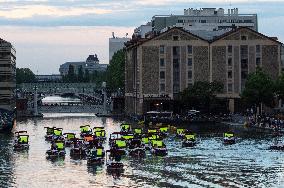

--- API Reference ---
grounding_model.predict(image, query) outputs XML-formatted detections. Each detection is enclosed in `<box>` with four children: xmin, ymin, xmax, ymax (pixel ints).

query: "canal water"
<box><xmin>0</xmin><ymin>97</ymin><xmax>284</xmax><ymax>187</ymax></box>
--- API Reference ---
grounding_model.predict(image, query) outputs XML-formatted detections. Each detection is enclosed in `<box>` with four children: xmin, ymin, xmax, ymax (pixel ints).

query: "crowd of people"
<box><xmin>0</xmin><ymin>110</ymin><xmax>15</xmax><ymax>130</ymax></box>
<box><xmin>247</xmin><ymin>114</ymin><xmax>284</xmax><ymax>131</ymax></box>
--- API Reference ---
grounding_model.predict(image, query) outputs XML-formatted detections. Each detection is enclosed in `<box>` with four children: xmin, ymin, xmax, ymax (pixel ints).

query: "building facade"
<box><xmin>125</xmin><ymin>27</ymin><xmax>282</xmax><ymax>115</ymax></box>
<box><xmin>133</xmin><ymin>23</ymin><xmax>152</xmax><ymax>38</ymax></box>
<box><xmin>109</xmin><ymin>34</ymin><xmax>130</xmax><ymax>62</ymax></box>
<box><xmin>152</xmin><ymin>8</ymin><xmax>258</xmax><ymax>40</ymax></box>
<box><xmin>0</xmin><ymin>38</ymin><xmax>16</xmax><ymax>111</ymax></box>
<box><xmin>59</xmin><ymin>54</ymin><xmax>107</xmax><ymax>76</ymax></box>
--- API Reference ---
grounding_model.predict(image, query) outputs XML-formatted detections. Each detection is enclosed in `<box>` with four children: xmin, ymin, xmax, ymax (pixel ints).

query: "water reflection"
<box><xmin>0</xmin><ymin>133</ymin><xmax>15</xmax><ymax>187</ymax></box>
<box><xmin>0</xmin><ymin>114</ymin><xmax>283</xmax><ymax>187</ymax></box>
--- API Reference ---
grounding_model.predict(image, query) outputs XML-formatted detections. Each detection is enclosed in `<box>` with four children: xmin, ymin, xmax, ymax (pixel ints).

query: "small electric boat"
<box><xmin>14</xmin><ymin>131</ymin><xmax>29</xmax><ymax>150</ymax></box>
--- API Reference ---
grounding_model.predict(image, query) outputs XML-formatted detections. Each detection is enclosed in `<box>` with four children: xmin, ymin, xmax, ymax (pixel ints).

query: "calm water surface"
<box><xmin>1</xmin><ymin>113</ymin><xmax>284</xmax><ymax>188</ymax></box>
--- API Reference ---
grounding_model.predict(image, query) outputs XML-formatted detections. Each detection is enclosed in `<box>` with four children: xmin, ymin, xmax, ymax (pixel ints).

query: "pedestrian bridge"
<box><xmin>18</xmin><ymin>83</ymin><xmax>99</xmax><ymax>95</ymax></box>
<box><xmin>39</xmin><ymin>105</ymin><xmax>106</xmax><ymax>113</ymax></box>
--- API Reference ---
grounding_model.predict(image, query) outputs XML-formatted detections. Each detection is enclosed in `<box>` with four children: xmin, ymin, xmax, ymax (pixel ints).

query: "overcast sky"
<box><xmin>0</xmin><ymin>0</ymin><xmax>283</xmax><ymax>74</ymax></box>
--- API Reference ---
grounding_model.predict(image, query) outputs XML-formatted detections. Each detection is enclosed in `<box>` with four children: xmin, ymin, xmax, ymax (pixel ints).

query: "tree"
<box><xmin>241</xmin><ymin>68</ymin><xmax>275</xmax><ymax>113</ymax></box>
<box><xmin>77</xmin><ymin>65</ymin><xmax>84</xmax><ymax>82</ymax></box>
<box><xmin>106</xmin><ymin>49</ymin><xmax>125</xmax><ymax>91</ymax></box>
<box><xmin>65</xmin><ymin>64</ymin><xmax>76</xmax><ymax>82</ymax></box>
<box><xmin>84</xmin><ymin>69</ymin><xmax>90</xmax><ymax>82</ymax></box>
<box><xmin>275</xmin><ymin>72</ymin><xmax>284</xmax><ymax>100</ymax></box>
<box><xmin>16</xmin><ymin>68</ymin><xmax>36</xmax><ymax>84</ymax></box>
<box><xmin>179</xmin><ymin>81</ymin><xmax>223</xmax><ymax>113</ymax></box>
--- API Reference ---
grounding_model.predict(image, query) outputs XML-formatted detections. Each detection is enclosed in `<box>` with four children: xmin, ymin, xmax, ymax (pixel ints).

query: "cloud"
<box><xmin>0</xmin><ymin>5</ymin><xmax>112</xmax><ymax>19</ymax></box>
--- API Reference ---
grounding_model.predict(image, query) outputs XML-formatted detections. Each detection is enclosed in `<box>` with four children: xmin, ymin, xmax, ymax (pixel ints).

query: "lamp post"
<box><xmin>33</xmin><ymin>85</ymin><xmax>38</xmax><ymax>116</ymax></box>
<box><xmin>102</xmin><ymin>82</ymin><xmax>107</xmax><ymax>114</ymax></box>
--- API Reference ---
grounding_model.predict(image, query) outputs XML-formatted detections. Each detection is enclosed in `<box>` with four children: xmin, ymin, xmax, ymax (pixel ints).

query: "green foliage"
<box><xmin>84</xmin><ymin>69</ymin><xmax>90</xmax><ymax>82</ymax></box>
<box><xmin>77</xmin><ymin>65</ymin><xmax>84</xmax><ymax>82</ymax></box>
<box><xmin>241</xmin><ymin>68</ymin><xmax>275</xmax><ymax>108</ymax></box>
<box><xmin>106</xmin><ymin>49</ymin><xmax>125</xmax><ymax>91</ymax></box>
<box><xmin>275</xmin><ymin>72</ymin><xmax>284</xmax><ymax>100</ymax></box>
<box><xmin>16</xmin><ymin>68</ymin><xmax>36</xmax><ymax>84</ymax></box>
<box><xmin>61</xmin><ymin>50</ymin><xmax>125</xmax><ymax>91</ymax></box>
<box><xmin>90</xmin><ymin>71</ymin><xmax>106</xmax><ymax>86</ymax></box>
<box><xmin>179</xmin><ymin>81</ymin><xmax>223</xmax><ymax>111</ymax></box>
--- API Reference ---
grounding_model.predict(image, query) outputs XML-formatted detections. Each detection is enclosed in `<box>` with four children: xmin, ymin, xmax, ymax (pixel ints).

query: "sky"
<box><xmin>0</xmin><ymin>0</ymin><xmax>284</xmax><ymax>74</ymax></box>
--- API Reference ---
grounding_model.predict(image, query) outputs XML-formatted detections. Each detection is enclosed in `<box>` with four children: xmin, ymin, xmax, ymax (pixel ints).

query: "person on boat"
<box><xmin>110</xmin><ymin>145</ymin><xmax>122</xmax><ymax>161</ymax></box>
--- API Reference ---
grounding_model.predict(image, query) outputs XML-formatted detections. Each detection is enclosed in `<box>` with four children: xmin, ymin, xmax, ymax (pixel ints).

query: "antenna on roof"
<box><xmin>112</xmin><ymin>32</ymin><xmax>115</xmax><ymax>38</ymax></box>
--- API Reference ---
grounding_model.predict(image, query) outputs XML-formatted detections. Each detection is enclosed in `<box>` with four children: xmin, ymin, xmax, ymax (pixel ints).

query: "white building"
<box><xmin>109</xmin><ymin>33</ymin><xmax>130</xmax><ymax>62</ymax></box>
<box><xmin>151</xmin><ymin>8</ymin><xmax>258</xmax><ymax>40</ymax></box>
<box><xmin>0</xmin><ymin>38</ymin><xmax>16</xmax><ymax>111</ymax></box>
<box><xmin>133</xmin><ymin>23</ymin><xmax>152</xmax><ymax>38</ymax></box>
<box><xmin>59</xmin><ymin>54</ymin><xmax>108</xmax><ymax>76</ymax></box>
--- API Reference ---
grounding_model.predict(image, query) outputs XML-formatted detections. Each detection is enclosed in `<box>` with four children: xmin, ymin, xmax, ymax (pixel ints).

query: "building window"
<box><xmin>173</xmin><ymin>59</ymin><xmax>179</xmax><ymax>68</ymax></box>
<box><xmin>256</xmin><ymin>45</ymin><xmax>261</xmax><ymax>53</ymax></box>
<box><xmin>173</xmin><ymin>46</ymin><xmax>180</xmax><ymax>56</ymax></box>
<box><xmin>188</xmin><ymin>70</ymin><xmax>192</xmax><ymax>79</ymax></box>
<box><xmin>228</xmin><ymin>45</ymin><xmax>232</xmax><ymax>53</ymax></box>
<box><xmin>188</xmin><ymin>58</ymin><xmax>192</xmax><ymax>66</ymax></box>
<box><xmin>241</xmin><ymin>45</ymin><xmax>248</xmax><ymax>57</ymax></box>
<box><xmin>173</xmin><ymin>36</ymin><xmax>179</xmax><ymax>41</ymax></box>
<box><xmin>188</xmin><ymin>83</ymin><xmax>193</xmax><ymax>88</ymax></box>
<box><xmin>241</xmin><ymin>35</ymin><xmax>248</xmax><ymax>40</ymax></box>
<box><xmin>160</xmin><ymin>71</ymin><xmax>165</xmax><ymax>79</ymax></box>
<box><xmin>228</xmin><ymin>58</ymin><xmax>232</xmax><ymax>66</ymax></box>
<box><xmin>228</xmin><ymin>83</ymin><xmax>233</xmax><ymax>92</ymax></box>
<box><xmin>160</xmin><ymin>45</ymin><xmax>165</xmax><ymax>54</ymax></box>
<box><xmin>241</xmin><ymin>59</ymin><xmax>248</xmax><ymax>69</ymax></box>
<box><xmin>256</xmin><ymin>57</ymin><xmax>261</xmax><ymax>66</ymax></box>
<box><xmin>187</xmin><ymin>45</ymin><xmax>193</xmax><ymax>54</ymax></box>
<box><xmin>160</xmin><ymin>58</ymin><xmax>165</xmax><ymax>67</ymax></box>
<box><xmin>241</xmin><ymin>71</ymin><xmax>248</xmax><ymax>79</ymax></box>
<box><xmin>160</xmin><ymin>83</ymin><xmax>165</xmax><ymax>92</ymax></box>
<box><xmin>228</xmin><ymin>71</ymin><xmax>232</xmax><ymax>79</ymax></box>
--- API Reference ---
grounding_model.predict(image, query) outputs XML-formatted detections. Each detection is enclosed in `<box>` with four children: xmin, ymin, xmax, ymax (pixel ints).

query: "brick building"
<box><xmin>125</xmin><ymin>27</ymin><xmax>283</xmax><ymax>115</ymax></box>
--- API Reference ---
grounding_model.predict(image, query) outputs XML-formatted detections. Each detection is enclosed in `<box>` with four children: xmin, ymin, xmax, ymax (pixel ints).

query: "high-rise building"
<box><xmin>0</xmin><ymin>38</ymin><xmax>16</xmax><ymax>111</ymax></box>
<box><xmin>109</xmin><ymin>32</ymin><xmax>130</xmax><ymax>62</ymax></box>
<box><xmin>150</xmin><ymin>8</ymin><xmax>257</xmax><ymax>40</ymax></box>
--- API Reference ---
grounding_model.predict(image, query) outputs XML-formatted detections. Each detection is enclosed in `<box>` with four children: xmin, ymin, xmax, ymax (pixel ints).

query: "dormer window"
<box><xmin>173</xmin><ymin>35</ymin><xmax>179</xmax><ymax>41</ymax></box>
<box><xmin>241</xmin><ymin>35</ymin><xmax>248</xmax><ymax>40</ymax></box>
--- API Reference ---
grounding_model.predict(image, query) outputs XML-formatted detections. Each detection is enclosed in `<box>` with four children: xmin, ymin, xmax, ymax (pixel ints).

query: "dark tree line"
<box><xmin>179</xmin><ymin>81</ymin><xmax>224</xmax><ymax>113</ymax></box>
<box><xmin>16</xmin><ymin>68</ymin><xmax>36</xmax><ymax>84</ymax></box>
<box><xmin>62</xmin><ymin>65</ymin><xmax>106</xmax><ymax>85</ymax></box>
<box><xmin>62</xmin><ymin>49</ymin><xmax>125</xmax><ymax>91</ymax></box>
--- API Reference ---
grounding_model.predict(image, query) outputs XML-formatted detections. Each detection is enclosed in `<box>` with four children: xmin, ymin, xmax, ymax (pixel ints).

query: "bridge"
<box><xmin>18</xmin><ymin>83</ymin><xmax>101</xmax><ymax>98</ymax></box>
<box><xmin>17</xmin><ymin>82</ymin><xmax>110</xmax><ymax>115</ymax></box>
